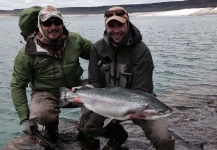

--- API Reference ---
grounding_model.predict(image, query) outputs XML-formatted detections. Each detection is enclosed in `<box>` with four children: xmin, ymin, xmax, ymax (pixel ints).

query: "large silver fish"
<box><xmin>59</xmin><ymin>86</ymin><xmax>172</xmax><ymax>126</ymax></box>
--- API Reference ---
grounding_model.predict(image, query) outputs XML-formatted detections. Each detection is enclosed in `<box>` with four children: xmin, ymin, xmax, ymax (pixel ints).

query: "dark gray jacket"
<box><xmin>88</xmin><ymin>21</ymin><xmax>154</xmax><ymax>94</ymax></box>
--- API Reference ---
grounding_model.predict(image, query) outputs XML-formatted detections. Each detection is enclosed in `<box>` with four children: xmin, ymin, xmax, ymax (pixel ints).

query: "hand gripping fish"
<box><xmin>59</xmin><ymin>85</ymin><xmax>172</xmax><ymax>127</ymax></box>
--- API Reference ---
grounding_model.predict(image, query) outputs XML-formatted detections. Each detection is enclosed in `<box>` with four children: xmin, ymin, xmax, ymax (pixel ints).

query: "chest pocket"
<box><xmin>118</xmin><ymin>64</ymin><xmax>132</xmax><ymax>87</ymax></box>
<box><xmin>99</xmin><ymin>60</ymin><xmax>133</xmax><ymax>88</ymax></box>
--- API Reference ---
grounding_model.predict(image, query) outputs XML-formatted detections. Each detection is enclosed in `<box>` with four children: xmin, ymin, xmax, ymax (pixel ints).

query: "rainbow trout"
<box><xmin>59</xmin><ymin>85</ymin><xmax>172</xmax><ymax>127</ymax></box>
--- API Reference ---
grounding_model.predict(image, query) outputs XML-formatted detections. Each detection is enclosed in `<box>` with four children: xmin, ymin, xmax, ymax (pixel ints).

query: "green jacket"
<box><xmin>11</xmin><ymin>32</ymin><xmax>92</xmax><ymax>122</ymax></box>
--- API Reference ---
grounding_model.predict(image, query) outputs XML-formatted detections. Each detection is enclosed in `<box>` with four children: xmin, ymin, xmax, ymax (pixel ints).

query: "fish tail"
<box><xmin>59</xmin><ymin>87</ymin><xmax>71</xmax><ymax>93</ymax></box>
<box><xmin>59</xmin><ymin>87</ymin><xmax>72</xmax><ymax>101</ymax></box>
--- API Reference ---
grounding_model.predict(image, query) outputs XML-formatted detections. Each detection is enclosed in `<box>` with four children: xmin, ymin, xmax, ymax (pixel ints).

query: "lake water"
<box><xmin>0</xmin><ymin>14</ymin><xmax>217</xmax><ymax>148</ymax></box>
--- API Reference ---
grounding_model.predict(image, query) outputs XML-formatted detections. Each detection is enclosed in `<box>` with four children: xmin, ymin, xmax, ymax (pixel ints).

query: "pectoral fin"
<box><xmin>103</xmin><ymin>118</ymin><xmax>113</xmax><ymax>128</ymax></box>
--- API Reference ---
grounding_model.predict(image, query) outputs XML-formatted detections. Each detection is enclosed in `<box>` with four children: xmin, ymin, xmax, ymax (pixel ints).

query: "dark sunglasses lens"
<box><xmin>41</xmin><ymin>20</ymin><xmax>52</xmax><ymax>27</ymax></box>
<box><xmin>115</xmin><ymin>10</ymin><xmax>125</xmax><ymax>16</ymax></box>
<box><xmin>105</xmin><ymin>11</ymin><xmax>113</xmax><ymax>17</ymax></box>
<box><xmin>53</xmin><ymin>19</ymin><xmax>63</xmax><ymax>26</ymax></box>
<box><xmin>41</xmin><ymin>19</ymin><xmax>63</xmax><ymax>27</ymax></box>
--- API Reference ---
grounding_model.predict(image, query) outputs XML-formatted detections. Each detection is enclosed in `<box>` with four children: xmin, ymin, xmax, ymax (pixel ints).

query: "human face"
<box><xmin>106</xmin><ymin>20</ymin><xmax>128</xmax><ymax>44</ymax></box>
<box><xmin>41</xmin><ymin>17</ymin><xmax>63</xmax><ymax>40</ymax></box>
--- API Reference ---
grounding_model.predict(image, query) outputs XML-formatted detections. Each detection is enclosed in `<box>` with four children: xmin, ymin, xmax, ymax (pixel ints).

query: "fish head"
<box><xmin>144</xmin><ymin>105</ymin><xmax>172</xmax><ymax>120</ymax></box>
<box><xmin>141</xmin><ymin>101</ymin><xmax>173</xmax><ymax>120</ymax></box>
<box><xmin>130</xmin><ymin>105</ymin><xmax>172</xmax><ymax>120</ymax></box>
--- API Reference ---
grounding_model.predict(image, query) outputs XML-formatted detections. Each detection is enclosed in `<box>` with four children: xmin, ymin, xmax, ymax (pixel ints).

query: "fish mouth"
<box><xmin>146</xmin><ymin>111</ymin><xmax>172</xmax><ymax>120</ymax></box>
<box><xmin>131</xmin><ymin>108</ymin><xmax>172</xmax><ymax>120</ymax></box>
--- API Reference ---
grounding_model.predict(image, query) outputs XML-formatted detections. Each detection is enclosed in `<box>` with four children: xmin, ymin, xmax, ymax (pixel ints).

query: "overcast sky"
<box><xmin>0</xmin><ymin>0</ymin><xmax>184</xmax><ymax>10</ymax></box>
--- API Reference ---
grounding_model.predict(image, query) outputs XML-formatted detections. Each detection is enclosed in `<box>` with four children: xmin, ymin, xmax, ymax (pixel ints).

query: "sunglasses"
<box><xmin>41</xmin><ymin>18</ymin><xmax>63</xmax><ymax>27</ymax></box>
<box><xmin>104</xmin><ymin>10</ymin><xmax>127</xmax><ymax>18</ymax></box>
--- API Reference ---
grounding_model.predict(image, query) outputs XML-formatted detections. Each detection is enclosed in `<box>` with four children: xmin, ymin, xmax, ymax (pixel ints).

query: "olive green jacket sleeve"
<box><xmin>11</xmin><ymin>47</ymin><xmax>32</xmax><ymax>123</ymax></box>
<box><xmin>10</xmin><ymin>32</ymin><xmax>92</xmax><ymax>123</ymax></box>
<box><xmin>76</xmin><ymin>33</ymin><xmax>92</xmax><ymax>60</ymax></box>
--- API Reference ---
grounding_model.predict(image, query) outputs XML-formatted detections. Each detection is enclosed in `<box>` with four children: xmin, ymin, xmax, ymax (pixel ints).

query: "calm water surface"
<box><xmin>0</xmin><ymin>14</ymin><xmax>216</xmax><ymax>148</ymax></box>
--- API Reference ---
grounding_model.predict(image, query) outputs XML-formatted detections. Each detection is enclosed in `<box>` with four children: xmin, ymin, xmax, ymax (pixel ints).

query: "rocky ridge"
<box><xmin>1</xmin><ymin>0</ymin><xmax>217</xmax><ymax>16</ymax></box>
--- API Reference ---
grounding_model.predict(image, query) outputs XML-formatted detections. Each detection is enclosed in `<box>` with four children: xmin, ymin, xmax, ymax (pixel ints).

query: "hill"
<box><xmin>59</xmin><ymin>0</ymin><xmax>217</xmax><ymax>14</ymax></box>
<box><xmin>1</xmin><ymin>0</ymin><xmax>217</xmax><ymax>15</ymax></box>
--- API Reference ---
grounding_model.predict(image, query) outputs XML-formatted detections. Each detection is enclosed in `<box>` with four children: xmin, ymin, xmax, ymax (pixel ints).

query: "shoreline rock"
<box><xmin>3</xmin><ymin>89</ymin><xmax>217</xmax><ymax>149</ymax></box>
<box><xmin>3</xmin><ymin>104</ymin><xmax>217</xmax><ymax>150</ymax></box>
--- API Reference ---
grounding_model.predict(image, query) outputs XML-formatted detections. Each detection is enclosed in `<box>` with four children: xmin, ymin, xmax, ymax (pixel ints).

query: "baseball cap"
<box><xmin>39</xmin><ymin>6</ymin><xmax>62</xmax><ymax>22</ymax></box>
<box><xmin>104</xmin><ymin>6</ymin><xmax>129</xmax><ymax>24</ymax></box>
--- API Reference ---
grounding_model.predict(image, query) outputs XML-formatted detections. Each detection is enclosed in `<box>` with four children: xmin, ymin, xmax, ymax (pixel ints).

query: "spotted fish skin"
<box><xmin>59</xmin><ymin>86</ymin><xmax>172</xmax><ymax>122</ymax></box>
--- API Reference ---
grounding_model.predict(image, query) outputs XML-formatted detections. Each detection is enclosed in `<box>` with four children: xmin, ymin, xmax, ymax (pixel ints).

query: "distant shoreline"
<box><xmin>129</xmin><ymin>7</ymin><xmax>217</xmax><ymax>16</ymax></box>
<box><xmin>1</xmin><ymin>7</ymin><xmax>217</xmax><ymax>17</ymax></box>
<box><xmin>1</xmin><ymin>0</ymin><xmax>217</xmax><ymax>16</ymax></box>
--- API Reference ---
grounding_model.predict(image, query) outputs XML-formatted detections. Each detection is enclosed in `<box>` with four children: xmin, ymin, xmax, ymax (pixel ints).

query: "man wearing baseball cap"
<box><xmin>11</xmin><ymin>5</ymin><xmax>92</xmax><ymax>143</ymax></box>
<box><xmin>78</xmin><ymin>6</ymin><xmax>175</xmax><ymax>149</ymax></box>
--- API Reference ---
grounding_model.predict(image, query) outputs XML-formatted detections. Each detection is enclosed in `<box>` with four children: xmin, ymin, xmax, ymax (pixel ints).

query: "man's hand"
<box><xmin>71</xmin><ymin>87</ymin><xmax>83</xmax><ymax>106</ymax></box>
<box><xmin>21</xmin><ymin>119</ymin><xmax>38</xmax><ymax>135</ymax></box>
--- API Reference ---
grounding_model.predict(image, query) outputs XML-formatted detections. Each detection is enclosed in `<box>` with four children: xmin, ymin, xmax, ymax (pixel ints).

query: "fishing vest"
<box><xmin>98</xmin><ymin>45</ymin><xmax>133</xmax><ymax>88</ymax></box>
